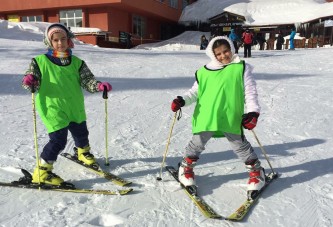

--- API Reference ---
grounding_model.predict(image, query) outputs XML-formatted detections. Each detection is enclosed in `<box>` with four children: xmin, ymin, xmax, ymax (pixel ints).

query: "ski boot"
<box><xmin>245</xmin><ymin>159</ymin><xmax>265</xmax><ymax>199</ymax></box>
<box><xmin>178</xmin><ymin>157</ymin><xmax>198</xmax><ymax>187</ymax></box>
<box><xmin>32</xmin><ymin>160</ymin><xmax>64</xmax><ymax>186</ymax></box>
<box><xmin>74</xmin><ymin>146</ymin><xmax>99</xmax><ymax>170</ymax></box>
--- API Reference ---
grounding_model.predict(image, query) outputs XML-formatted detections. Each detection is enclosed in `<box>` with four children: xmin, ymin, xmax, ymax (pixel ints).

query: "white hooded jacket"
<box><xmin>182</xmin><ymin>36</ymin><xmax>260</xmax><ymax>113</ymax></box>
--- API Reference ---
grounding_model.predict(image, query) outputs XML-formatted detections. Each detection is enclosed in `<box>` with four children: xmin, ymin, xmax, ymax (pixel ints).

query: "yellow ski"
<box><xmin>166</xmin><ymin>166</ymin><xmax>222</xmax><ymax>219</ymax></box>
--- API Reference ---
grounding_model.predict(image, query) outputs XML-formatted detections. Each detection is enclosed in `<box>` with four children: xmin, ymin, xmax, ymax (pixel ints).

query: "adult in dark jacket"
<box><xmin>200</xmin><ymin>35</ymin><xmax>209</xmax><ymax>50</ymax></box>
<box><xmin>242</xmin><ymin>29</ymin><xmax>253</xmax><ymax>58</ymax></box>
<box><xmin>276</xmin><ymin>32</ymin><xmax>285</xmax><ymax>50</ymax></box>
<box><xmin>256</xmin><ymin>33</ymin><xmax>266</xmax><ymax>50</ymax></box>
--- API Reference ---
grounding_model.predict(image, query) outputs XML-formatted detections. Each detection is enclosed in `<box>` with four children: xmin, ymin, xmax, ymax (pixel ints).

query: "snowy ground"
<box><xmin>0</xmin><ymin>21</ymin><xmax>333</xmax><ymax>227</ymax></box>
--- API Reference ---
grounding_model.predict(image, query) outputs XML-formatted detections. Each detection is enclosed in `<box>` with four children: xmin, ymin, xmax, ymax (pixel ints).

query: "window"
<box><xmin>21</xmin><ymin>15</ymin><xmax>42</xmax><ymax>22</ymax></box>
<box><xmin>182</xmin><ymin>0</ymin><xmax>189</xmax><ymax>9</ymax></box>
<box><xmin>59</xmin><ymin>9</ymin><xmax>82</xmax><ymax>27</ymax></box>
<box><xmin>169</xmin><ymin>0</ymin><xmax>178</xmax><ymax>8</ymax></box>
<box><xmin>133</xmin><ymin>15</ymin><xmax>146</xmax><ymax>37</ymax></box>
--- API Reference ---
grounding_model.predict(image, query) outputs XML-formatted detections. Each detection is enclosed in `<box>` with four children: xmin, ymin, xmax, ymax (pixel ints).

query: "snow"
<box><xmin>1</xmin><ymin>18</ymin><xmax>333</xmax><ymax>227</ymax></box>
<box><xmin>134</xmin><ymin>31</ymin><xmax>211</xmax><ymax>51</ymax></box>
<box><xmin>180</xmin><ymin>0</ymin><xmax>333</xmax><ymax>25</ymax></box>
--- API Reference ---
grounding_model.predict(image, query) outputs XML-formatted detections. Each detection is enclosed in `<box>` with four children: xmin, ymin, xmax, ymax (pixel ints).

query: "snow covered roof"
<box><xmin>179</xmin><ymin>0</ymin><xmax>333</xmax><ymax>26</ymax></box>
<box><xmin>69</xmin><ymin>26</ymin><xmax>103</xmax><ymax>34</ymax></box>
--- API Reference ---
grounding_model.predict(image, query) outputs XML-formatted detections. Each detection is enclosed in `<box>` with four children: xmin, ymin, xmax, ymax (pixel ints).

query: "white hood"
<box><xmin>205</xmin><ymin>36</ymin><xmax>241</xmax><ymax>70</ymax></box>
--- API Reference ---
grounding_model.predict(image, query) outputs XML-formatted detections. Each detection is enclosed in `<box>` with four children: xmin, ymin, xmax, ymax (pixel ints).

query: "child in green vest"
<box><xmin>171</xmin><ymin>36</ymin><xmax>265</xmax><ymax>197</ymax></box>
<box><xmin>22</xmin><ymin>23</ymin><xmax>112</xmax><ymax>186</ymax></box>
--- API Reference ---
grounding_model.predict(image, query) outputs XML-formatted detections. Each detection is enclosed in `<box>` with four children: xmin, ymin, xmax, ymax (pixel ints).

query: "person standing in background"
<box><xmin>229</xmin><ymin>29</ymin><xmax>240</xmax><ymax>54</ymax></box>
<box><xmin>289</xmin><ymin>27</ymin><xmax>296</xmax><ymax>50</ymax></box>
<box><xmin>242</xmin><ymin>29</ymin><xmax>254</xmax><ymax>58</ymax></box>
<box><xmin>256</xmin><ymin>33</ymin><xmax>266</xmax><ymax>50</ymax></box>
<box><xmin>200</xmin><ymin>35</ymin><xmax>209</xmax><ymax>50</ymax></box>
<box><xmin>276</xmin><ymin>32</ymin><xmax>285</xmax><ymax>50</ymax></box>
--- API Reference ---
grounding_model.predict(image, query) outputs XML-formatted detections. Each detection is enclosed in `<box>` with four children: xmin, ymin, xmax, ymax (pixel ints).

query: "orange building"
<box><xmin>0</xmin><ymin>0</ymin><xmax>196</xmax><ymax>48</ymax></box>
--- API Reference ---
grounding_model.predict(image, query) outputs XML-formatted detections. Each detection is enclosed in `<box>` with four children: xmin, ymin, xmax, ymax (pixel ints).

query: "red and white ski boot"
<box><xmin>246</xmin><ymin>159</ymin><xmax>265</xmax><ymax>199</ymax></box>
<box><xmin>178</xmin><ymin>157</ymin><xmax>198</xmax><ymax>187</ymax></box>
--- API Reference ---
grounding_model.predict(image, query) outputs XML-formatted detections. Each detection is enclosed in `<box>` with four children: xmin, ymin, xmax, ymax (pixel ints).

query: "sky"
<box><xmin>0</xmin><ymin>4</ymin><xmax>333</xmax><ymax>227</ymax></box>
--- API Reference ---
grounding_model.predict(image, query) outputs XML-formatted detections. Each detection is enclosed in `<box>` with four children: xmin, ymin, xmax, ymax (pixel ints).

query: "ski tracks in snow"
<box><xmin>305</xmin><ymin>180</ymin><xmax>333</xmax><ymax>227</ymax></box>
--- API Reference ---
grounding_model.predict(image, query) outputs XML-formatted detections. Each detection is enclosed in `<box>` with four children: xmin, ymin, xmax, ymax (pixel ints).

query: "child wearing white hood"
<box><xmin>171</xmin><ymin>36</ymin><xmax>265</xmax><ymax>197</ymax></box>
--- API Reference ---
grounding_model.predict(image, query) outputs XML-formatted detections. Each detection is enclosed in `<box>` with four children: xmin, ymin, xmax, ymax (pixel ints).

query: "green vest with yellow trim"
<box><xmin>34</xmin><ymin>54</ymin><xmax>86</xmax><ymax>133</ymax></box>
<box><xmin>192</xmin><ymin>61</ymin><xmax>245</xmax><ymax>137</ymax></box>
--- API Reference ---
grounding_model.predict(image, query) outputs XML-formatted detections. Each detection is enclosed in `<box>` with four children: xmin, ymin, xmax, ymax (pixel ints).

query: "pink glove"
<box><xmin>22</xmin><ymin>74</ymin><xmax>38</xmax><ymax>87</ymax></box>
<box><xmin>98</xmin><ymin>82</ymin><xmax>112</xmax><ymax>92</ymax></box>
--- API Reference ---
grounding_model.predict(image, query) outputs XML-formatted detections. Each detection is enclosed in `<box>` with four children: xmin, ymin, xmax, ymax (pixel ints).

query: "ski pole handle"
<box><xmin>103</xmin><ymin>85</ymin><xmax>108</xmax><ymax>99</ymax></box>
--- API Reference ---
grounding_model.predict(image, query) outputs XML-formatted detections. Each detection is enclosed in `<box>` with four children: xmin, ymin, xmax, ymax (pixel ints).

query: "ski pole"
<box><xmin>156</xmin><ymin>110</ymin><xmax>180</xmax><ymax>181</ymax></box>
<box><xmin>103</xmin><ymin>85</ymin><xmax>109</xmax><ymax>166</ymax></box>
<box><xmin>251</xmin><ymin>129</ymin><xmax>276</xmax><ymax>175</ymax></box>
<box><xmin>31</xmin><ymin>87</ymin><xmax>41</xmax><ymax>187</ymax></box>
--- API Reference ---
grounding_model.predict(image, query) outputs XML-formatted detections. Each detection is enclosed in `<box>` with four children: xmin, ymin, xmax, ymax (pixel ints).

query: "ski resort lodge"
<box><xmin>0</xmin><ymin>0</ymin><xmax>197</xmax><ymax>48</ymax></box>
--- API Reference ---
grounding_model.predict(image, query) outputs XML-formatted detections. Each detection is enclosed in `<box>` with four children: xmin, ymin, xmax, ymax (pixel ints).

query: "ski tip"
<box><xmin>210</xmin><ymin>214</ymin><xmax>223</xmax><ymax>219</ymax></box>
<box><xmin>225</xmin><ymin>217</ymin><xmax>241</xmax><ymax>222</ymax></box>
<box><xmin>226</xmin><ymin>212</ymin><xmax>248</xmax><ymax>222</ymax></box>
<box><xmin>119</xmin><ymin>188</ymin><xmax>134</xmax><ymax>195</ymax></box>
<box><xmin>122</xmin><ymin>181</ymin><xmax>133</xmax><ymax>186</ymax></box>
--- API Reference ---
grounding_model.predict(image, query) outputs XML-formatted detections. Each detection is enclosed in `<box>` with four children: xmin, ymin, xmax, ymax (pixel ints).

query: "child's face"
<box><xmin>51</xmin><ymin>32</ymin><xmax>69</xmax><ymax>52</ymax></box>
<box><xmin>213</xmin><ymin>45</ymin><xmax>232</xmax><ymax>64</ymax></box>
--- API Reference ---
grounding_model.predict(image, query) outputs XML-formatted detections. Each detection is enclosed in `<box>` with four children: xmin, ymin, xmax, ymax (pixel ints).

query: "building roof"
<box><xmin>179</xmin><ymin>0</ymin><xmax>333</xmax><ymax>26</ymax></box>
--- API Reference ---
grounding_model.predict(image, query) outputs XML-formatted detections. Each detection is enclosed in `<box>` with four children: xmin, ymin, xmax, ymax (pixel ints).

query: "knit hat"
<box><xmin>48</xmin><ymin>25</ymin><xmax>67</xmax><ymax>40</ymax></box>
<box><xmin>43</xmin><ymin>23</ymin><xmax>75</xmax><ymax>49</ymax></box>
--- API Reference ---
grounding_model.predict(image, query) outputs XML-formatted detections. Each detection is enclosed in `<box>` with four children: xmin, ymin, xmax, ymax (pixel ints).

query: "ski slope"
<box><xmin>0</xmin><ymin>20</ymin><xmax>333</xmax><ymax>227</ymax></box>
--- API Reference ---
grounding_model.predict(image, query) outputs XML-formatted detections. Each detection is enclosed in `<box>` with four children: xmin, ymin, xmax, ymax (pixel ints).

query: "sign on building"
<box><xmin>7</xmin><ymin>15</ymin><xmax>19</xmax><ymax>22</ymax></box>
<box><xmin>324</xmin><ymin>19</ymin><xmax>333</xmax><ymax>27</ymax></box>
<box><xmin>119</xmin><ymin>31</ymin><xmax>130</xmax><ymax>44</ymax></box>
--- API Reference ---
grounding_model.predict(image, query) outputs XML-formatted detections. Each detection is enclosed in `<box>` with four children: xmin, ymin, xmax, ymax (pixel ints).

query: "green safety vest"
<box><xmin>34</xmin><ymin>54</ymin><xmax>86</xmax><ymax>133</ymax></box>
<box><xmin>192</xmin><ymin>61</ymin><xmax>245</xmax><ymax>137</ymax></box>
